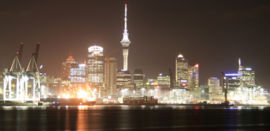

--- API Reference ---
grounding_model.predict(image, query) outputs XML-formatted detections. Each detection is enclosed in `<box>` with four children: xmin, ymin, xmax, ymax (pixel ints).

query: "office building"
<box><xmin>116</xmin><ymin>71</ymin><xmax>132</xmax><ymax>89</ymax></box>
<box><xmin>70</xmin><ymin>63</ymin><xmax>86</xmax><ymax>84</ymax></box>
<box><xmin>188</xmin><ymin>64</ymin><xmax>199</xmax><ymax>89</ymax></box>
<box><xmin>223</xmin><ymin>73</ymin><xmax>242</xmax><ymax>91</ymax></box>
<box><xmin>104</xmin><ymin>57</ymin><xmax>117</xmax><ymax>96</ymax></box>
<box><xmin>62</xmin><ymin>56</ymin><xmax>77</xmax><ymax>80</ymax></box>
<box><xmin>208</xmin><ymin>77</ymin><xmax>223</xmax><ymax>101</ymax></box>
<box><xmin>175</xmin><ymin>53</ymin><xmax>189</xmax><ymax>88</ymax></box>
<box><xmin>133</xmin><ymin>69</ymin><xmax>144</xmax><ymax>89</ymax></box>
<box><xmin>87</xmin><ymin>45</ymin><xmax>104</xmax><ymax>97</ymax></box>
<box><xmin>238</xmin><ymin>58</ymin><xmax>255</xmax><ymax>88</ymax></box>
<box><xmin>157</xmin><ymin>73</ymin><xmax>170</xmax><ymax>89</ymax></box>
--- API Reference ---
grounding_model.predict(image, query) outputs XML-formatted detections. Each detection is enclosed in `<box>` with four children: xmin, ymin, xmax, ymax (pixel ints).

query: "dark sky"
<box><xmin>0</xmin><ymin>0</ymin><xmax>270</xmax><ymax>88</ymax></box>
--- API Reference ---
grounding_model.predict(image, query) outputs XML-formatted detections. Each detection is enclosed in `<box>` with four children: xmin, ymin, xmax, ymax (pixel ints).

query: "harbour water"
<box><xmin>0</xmin><ymin>105</ymin><xmax>270</xmax><ymax>131</ymax></box>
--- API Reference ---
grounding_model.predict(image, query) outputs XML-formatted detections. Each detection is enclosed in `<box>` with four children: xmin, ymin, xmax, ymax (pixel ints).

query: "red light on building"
<box><xmin>195</xmin><ymin>64</ymin><xmax>199</xmax><ymax>68</ymax></box>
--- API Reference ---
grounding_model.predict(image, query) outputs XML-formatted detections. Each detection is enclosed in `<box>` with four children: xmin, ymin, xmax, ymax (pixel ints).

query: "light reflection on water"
<box><xmin>0</xmin><ymin>105</ymin><xmax>270</xmax><ymax>131</ymax></box>
<box><xmin>1</xmin><ymin>105</ymin><xmax>267</xmax><ymax>110</ymax></box>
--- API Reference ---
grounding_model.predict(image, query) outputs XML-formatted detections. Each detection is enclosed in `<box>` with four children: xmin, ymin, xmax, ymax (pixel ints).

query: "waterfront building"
<box><xmin>175</xmin><ymin>53</ymin><xmax>189</xmax><ymax>88</ymax></box>
<box><xmin>223</xmin><ymin>73</ymin><xmax>242</xmax><ymax>91</ymax></box>
<box><xmin>145</xmin><ymin>78</ymin><xmax>158</xmax><ymax>89</ymax></box>
<box><xmin>238</xmin><ymin>58</ymin><xmax>255</xmax><ymax>88</ymax></box>
<box><xmin>70</xmin><ymin>63</ymin><xmax>86</xmax><ymax>84</ymax></box>
<box><xmin>157</xmin><ymin>73</ymin><xmax>170</xmax><ymax>89</ymax></box>
<box><xmin>208</xmin><ymin>77</ymin><xmax>223</xmax><ymax>102</ymax></box>
<box><xmin>208</xmin><ymin>77</ymin><xmax>221</xmax><ymax>93</ymax></box>
<box><xmin>46</xmin><ymin>76</ymin><xmax>63</xmax><ymax>97</ymax></box>
<box><xmin>68</xmin><ymin>63</ymin><xmax>87</xmax><ymax>97</ymax></box>
<box><xmin>133</xmin><ymin>69</ymin><xmax>144</xmax><ymax>89</ymax></box>
<box><xmin>116</xmin><ymin>71</ymin><xmax>132</xmax><ymax>89</ymax></box>
<box><xmin>62</xmin><ymin>56</ymin><xmax>76</xmax><ymax>80</ymax></box>
<box><xmin>188</xmin><ymin>64</ymin><xmax>199</xmax><ymax>89</ymax></box>
<box><xmin>223</xmin><ymin>77</ymin><xmax>267</xmax><ymax>105</ymax></box>
<box><xmin>87</xmin><ymin>45</ymin><xmax>104</xmax><ymax>97</ymax></box>
<box><xmin>104</xmin><ymin>57</ymin><xmax>117</xmax><ymax>96</ymax></box>
<box><xmin>158</xmin><ymin>88</ymin><xmax>189</xmax><ymax>104</ymax></box>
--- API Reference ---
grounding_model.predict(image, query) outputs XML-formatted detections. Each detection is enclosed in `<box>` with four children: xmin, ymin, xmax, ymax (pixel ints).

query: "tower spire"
<box><xmin>124</xmin><ymin>3</ymin><xmax>128</xmax><ymax>33</ymax></box>
<box><xmin>121</xmin><ymin>2</ymin><xmax>131</xmax><ymax>45</ymax></box>
<box><xmin>121</xmin><ymin>2</ymin><xmax>131</xmax><ymax>71</ymax></box>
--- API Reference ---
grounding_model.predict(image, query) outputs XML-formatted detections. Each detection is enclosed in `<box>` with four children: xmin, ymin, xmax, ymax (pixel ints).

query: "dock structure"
<box><xmin>3</xmin><ymin>43</ymin><xmax>41</xmax><ymax>102</ymax></box>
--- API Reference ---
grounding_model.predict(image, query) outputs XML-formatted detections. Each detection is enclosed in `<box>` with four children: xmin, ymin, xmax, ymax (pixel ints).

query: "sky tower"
<box><xmin>121</xmin><ymin>2</ymin><xmax>131</xmax><ymax>71</ymax></box>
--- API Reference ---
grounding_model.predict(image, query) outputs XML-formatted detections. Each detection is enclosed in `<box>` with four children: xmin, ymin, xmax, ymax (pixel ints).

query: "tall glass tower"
<box><xmin>175</xmin><ymin>53</ymin><xmax>189</xmax><ymax>88</ymax></box>
<box><xmin>87</xmin><ymin>45</ymin><xmax>104</xmax><ymax>86</ymax></box>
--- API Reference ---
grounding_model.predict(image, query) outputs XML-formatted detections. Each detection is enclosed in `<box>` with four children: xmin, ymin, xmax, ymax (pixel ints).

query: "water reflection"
<box><xmin>65</xmin><ymin>108</ymin><xmax>70</xmax><ymax>130</ymax></box>
<box><xmin>0</xmin><ymin>105</ymin><xmax>270</xmax><ymax>130</ymax></box>
<box><xmin>76</xmin><ymin>109</ymin><xmax>87</xmax><ymax>130</ymax></box>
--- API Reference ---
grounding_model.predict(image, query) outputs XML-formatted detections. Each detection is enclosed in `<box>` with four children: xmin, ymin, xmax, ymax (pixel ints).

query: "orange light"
<box><xmin>62</xmin><ymin>94</ymin><xmax>70</xmax><ymax>99</ymax></box>
<box><xmin>77</xmin><ymin>90</ymin><xmax>88</xmax><ymax>99</ymax></box>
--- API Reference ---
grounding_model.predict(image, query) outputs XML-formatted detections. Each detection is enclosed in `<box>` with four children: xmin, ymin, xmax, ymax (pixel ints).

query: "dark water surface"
<box><xmin>0</xmin><ymin>105</ymin><xmax>270</xmax><ymax>131</ymax></box>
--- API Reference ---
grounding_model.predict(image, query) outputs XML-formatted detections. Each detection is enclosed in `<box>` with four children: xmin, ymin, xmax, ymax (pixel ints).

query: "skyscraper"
<box><xmin>116</xmin><ymin>71</ymin><xmax>132</xmax><ymax>90</ymax></box>
<box><xmin>237</xmin><ymin>58</ymin><xmax>255</xmax><ymax>88</ymax></box>
<box><xmin>208</xmin><ymin>77</ymin><xmax>220</xmax><ymax>93</ymax></box>
<box><xmin>175</xmin><ymin>53</ymin><xmax>189</xmax><ymax>88</ymax></box>
<box><xmin>223</xmin><ymin>73</ymin><xmax>242</xmax><ymax>91</ymax></box>
<box><xmin>87</xmin><ymin>45</ymin><xmax>104</xmax><ymax>96</ymax></box>
<box><xmin>69</xmin><ymin>63</ymin><xmax>86</xmax><ymax>97</ymax></box>
<box><xmin>121</xmin><ymin>3</ymin><xmax>131</xmax><ymax>71</ymax></box>
<box><xmin>208</xmin><ymin>77</ymin><xmax>222</xmax><ymax>101</ymax></box>
<box><xmin>62</xmin><ymin>56</ymin><xmax>76</xmax><ymax>80</ymax></box>
<box><xmin>104</xmin><ymin>57</ymin><xmax>117</xmax><ymax>96</ymax></box>
<box><xmin>188</xmin><ymin>64</ymin><xmax>199</xmax><ymax>89</ymax></box>
<box><xmin>70</xmin><ymin>63</ymin><xmax>86</xmax><ymax>84</ymax></box>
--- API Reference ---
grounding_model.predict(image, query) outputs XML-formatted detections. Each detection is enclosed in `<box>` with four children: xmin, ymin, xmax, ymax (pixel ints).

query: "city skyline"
<box><xmin>0</xmin><ymin>0</ymin><xmax>270</xmax><ymax>88</ymax></box>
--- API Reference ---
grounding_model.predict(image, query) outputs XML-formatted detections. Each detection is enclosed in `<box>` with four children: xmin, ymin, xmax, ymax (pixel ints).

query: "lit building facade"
<box><xmin>133</xmin><ymin>69</ymin><xmax>144</xmax><ymax>89</ymax></box>
<box><xmin>238</xmin><ymin>58</ymin><xmax>255</xmax><ymax>88</ymax></box>
<box><xmin>87</xmin><ymin>45</ymin><xmax>104</xmax><ymax>96</ymax></box>
<box><xmin>116</xmin><ymin>71</ymin><xmax>132</xmax><ymax>89</ymax></box>
<box><xmin>223</xmin><ymin>73</ymin><xmax>267</xmax><ymax>104</ymax></box>
<box><xmin>70</xmin><ymin>64</ymin><xmax>86</xmax><ymax>84</ymax></box>
<box><xmin>145</xmin><ymin>78</ymin><xmax>158</xmax><ymax>89</ymax></box>
<box><xmin>220</xmin><ymin>59</ymin><xmax>268</xmax><ymax>104</ymax></box>
<box><xmin>175</xmin><ymin>53</ymin><xmax>189</xmax><ymax>88</ymax></box>
<box><xmin>62</xmin><ymin>56</ymin><xmax>76</xmax><ymax>80</ymax></box>
<box><xmin>188</xmin><ymin>64</ymin><xmax>199</xmax><ymax>89</ymax></box>
<box><xmin>223</xmin><ymin>73</ymin><xmax>242</xmax><ymax>91</ymax></box>
<box><xmin>104</xmin><ymin>57</ymin><xmax>117</xmax><ymax>96</ymax></box>
<box><xmin>157</xmin><ymin>73</ymin><xmax>170</xmax><ymax>89</ymax></box>
<box><xmin>208</xmin><ymin>77</ymin><xmax>220</xmax><ymax>93</ymax></box>
<box><xmin>208</xmin><ymin>77</ymin><xmax>223</xmax><ymax>102</ymax></box>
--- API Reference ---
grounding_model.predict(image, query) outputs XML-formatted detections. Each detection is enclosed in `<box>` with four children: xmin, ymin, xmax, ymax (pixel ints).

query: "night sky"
<box><xmin>0</xmin><ymin>0</ymin><xmax>270</xmax><ymax>88</ymax></box>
